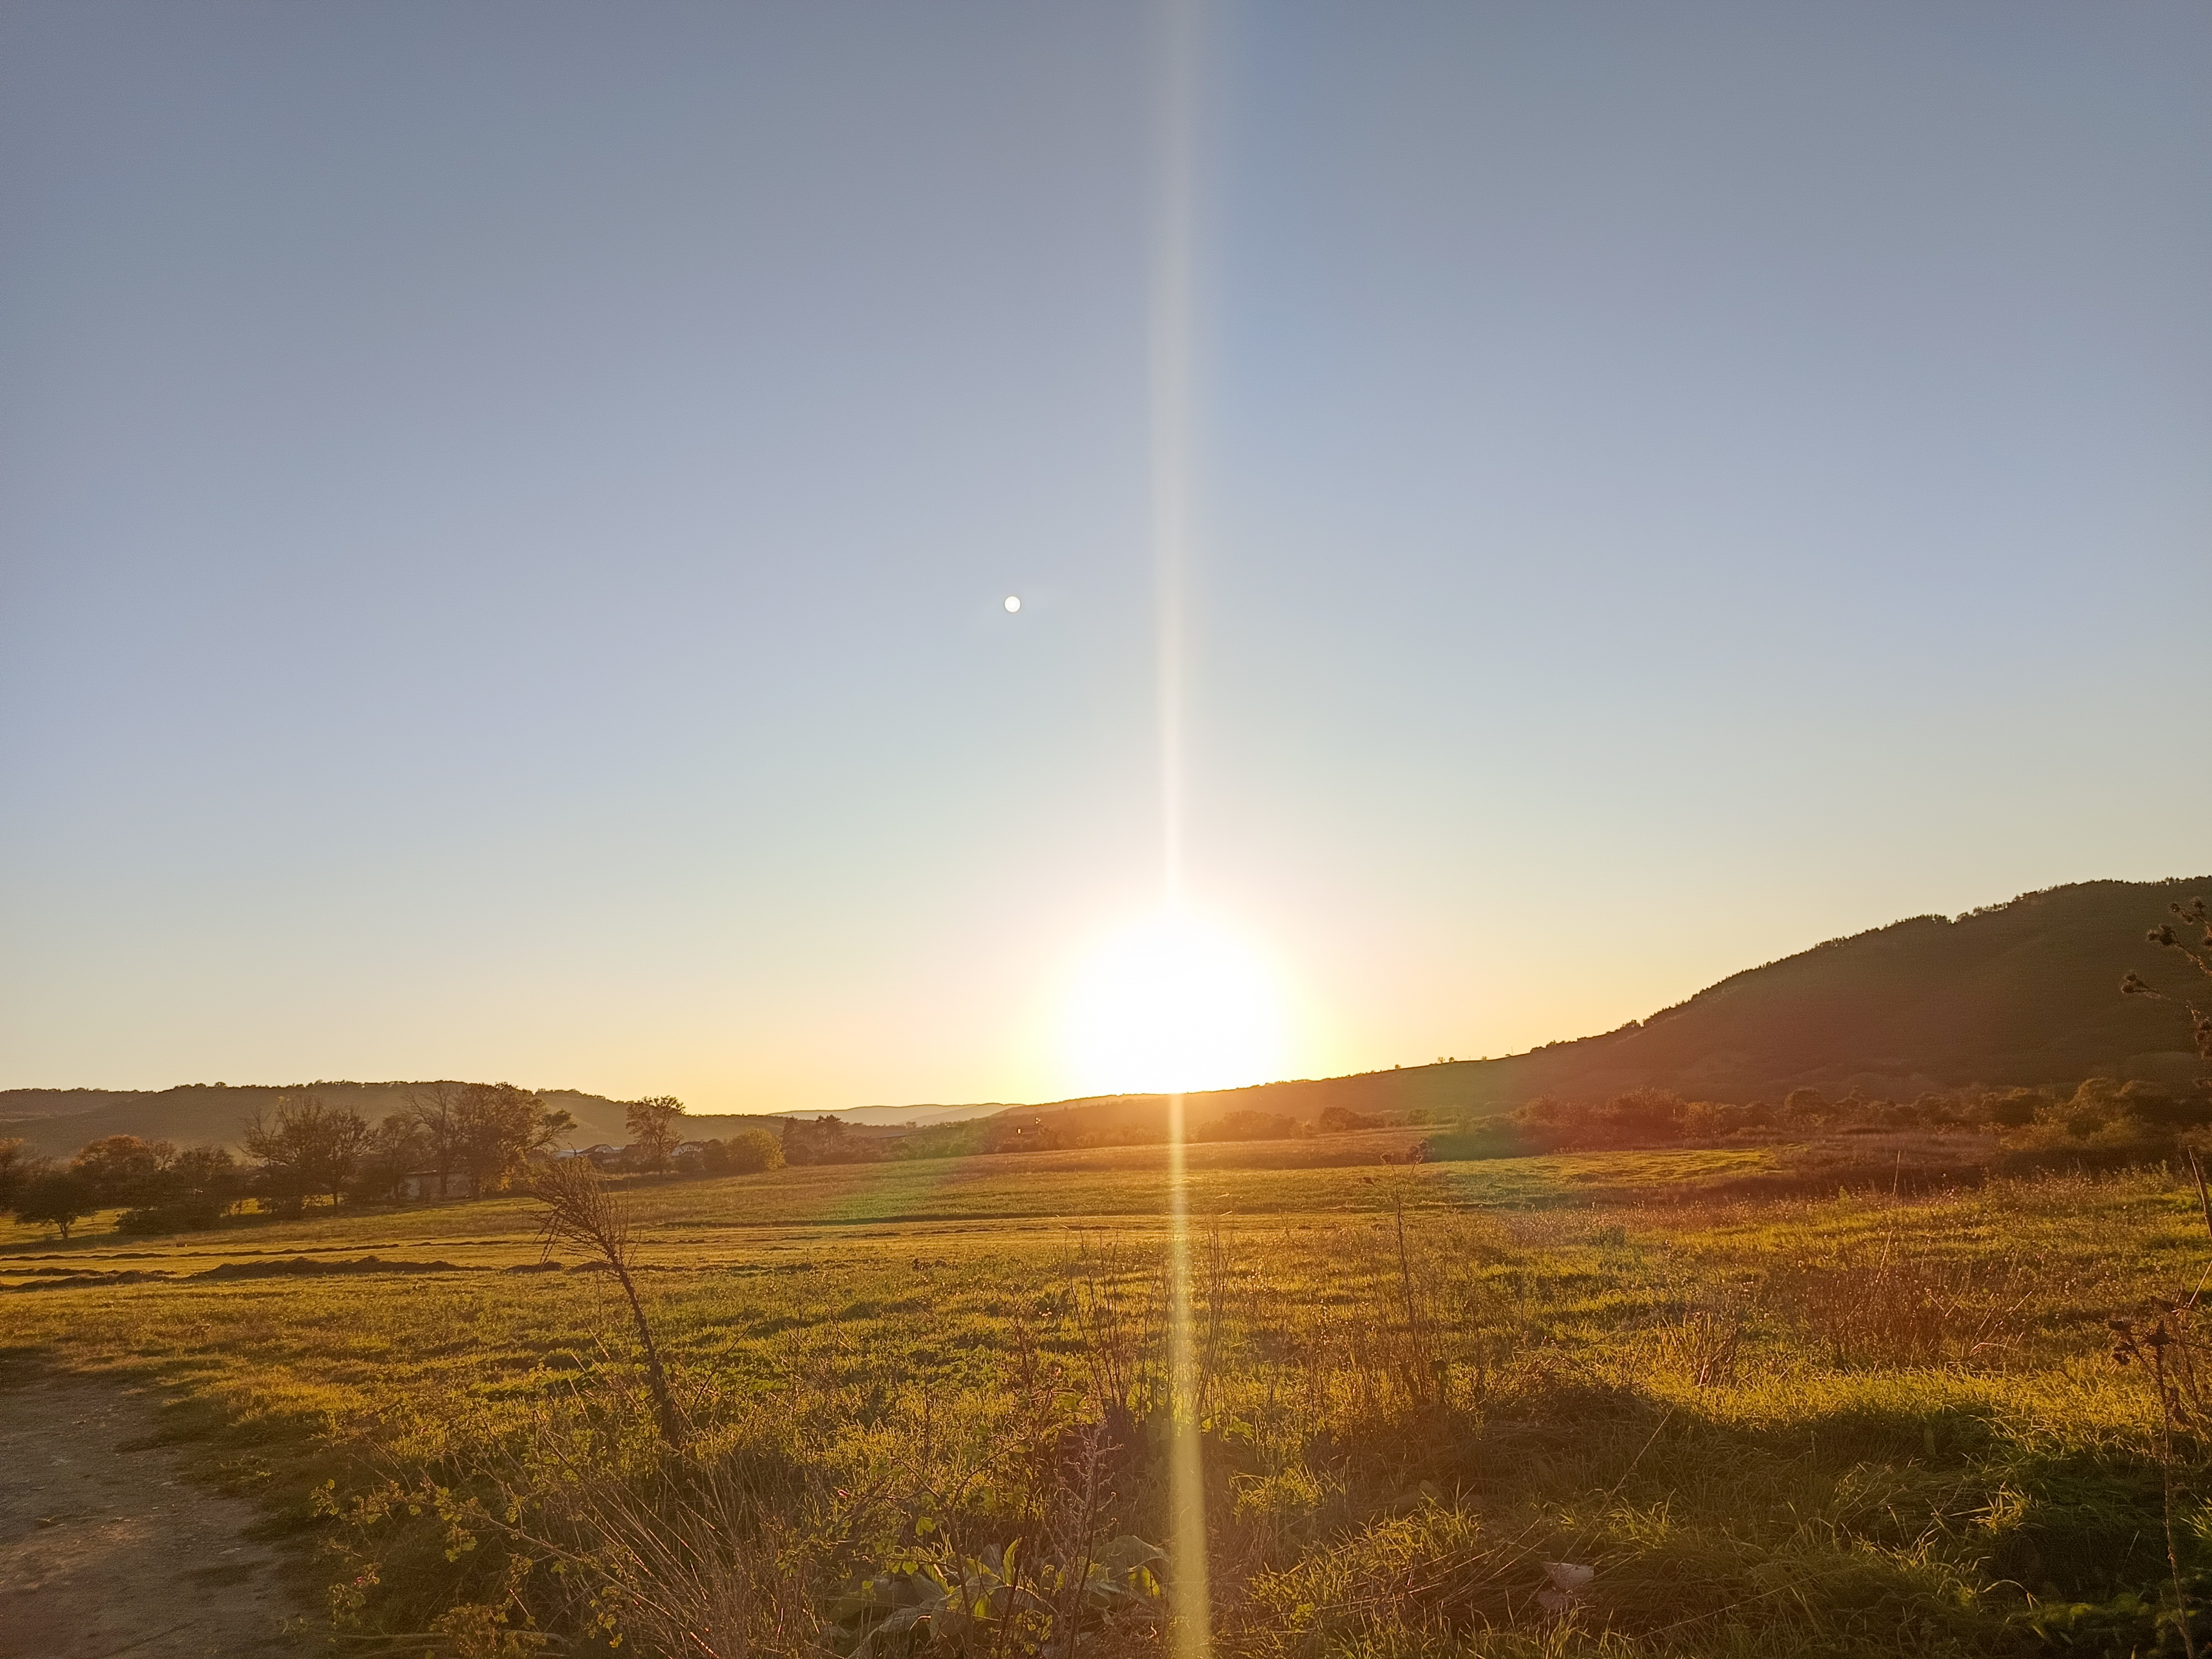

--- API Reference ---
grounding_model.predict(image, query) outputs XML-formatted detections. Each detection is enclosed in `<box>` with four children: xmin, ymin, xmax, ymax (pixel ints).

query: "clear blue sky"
<box><xmin>4</xmin><ymin>3</ymin><xmax>2206</xmax><ymax>1111</ymax></box>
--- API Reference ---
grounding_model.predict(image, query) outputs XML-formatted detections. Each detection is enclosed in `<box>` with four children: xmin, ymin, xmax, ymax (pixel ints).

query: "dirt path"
<box><xmin>0</xmin><ymin>1378</ymin><xmax>306</xmax><ymax>1657</ymax></box>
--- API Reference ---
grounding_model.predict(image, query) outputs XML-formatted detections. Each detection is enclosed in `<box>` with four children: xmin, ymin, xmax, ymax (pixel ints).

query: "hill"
<box><xmin>0</xmin><ymin>1083</ymin><xmax>832</xmax><ymax>1161</ymax></box>
<box><xmin>990</xmin><ymin>874</ymin><xmax>2208</xmax><ymax>1136</ymax></box>
<box><xmin>7</xmin><ymin>875</ymin><xmax>2201</xmax><ymax>1158</ymax></box>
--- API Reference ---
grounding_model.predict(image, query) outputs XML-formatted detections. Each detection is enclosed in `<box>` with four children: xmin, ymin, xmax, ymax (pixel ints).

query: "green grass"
<box><xmin>6</xmin><ymin>1148</ymin><xmax>2209</xmax><ymax>1657</ymax></box>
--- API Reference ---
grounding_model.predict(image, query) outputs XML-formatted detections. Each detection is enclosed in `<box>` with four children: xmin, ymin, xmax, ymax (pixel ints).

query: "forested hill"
<box><xmin>0</xmin><ymin>1084</ymin><xmax>601</xmax><ymax>1157</ymax></box>
<box><xmin>1004</xmin><ymin>875</ymin><xmax>2210</xmax><ymax>1134</ymax></box>
<box><xmin>0</xmin><ymin>1084</ymin><xmax>807</xmax><ymax>1160</ymax></box>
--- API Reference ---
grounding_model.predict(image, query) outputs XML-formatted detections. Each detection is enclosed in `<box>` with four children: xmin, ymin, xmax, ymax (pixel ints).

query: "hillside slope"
<box><xmin>999</xmin><ymin>875</ymin><xmax>2208</xmax><ymax>1134</ymax></box>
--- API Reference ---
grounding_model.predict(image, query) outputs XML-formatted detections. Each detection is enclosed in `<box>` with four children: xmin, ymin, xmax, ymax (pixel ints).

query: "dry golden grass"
<box><xmin>4</xmin><ymin>1150</ymin><xmax>2209</xmax><ymax>1657</ymax></box>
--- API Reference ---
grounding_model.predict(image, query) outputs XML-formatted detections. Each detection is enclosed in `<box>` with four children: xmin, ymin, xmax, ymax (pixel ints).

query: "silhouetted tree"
<box><xmin>70</xmin><ymin>1135</ymin><xmax>174</xmax><ymax>1207</ymax></box>
<box><xmin>782</xmin><ymin>1114</ymin><xmax>853</xmax><ymax>1166</ymax></box>
<box><xmin>166</xmin><ymin>1145</ymin><xmax>246</xmax><ymax>1218</ymax></box>
<box><xmin>455</xmin><ymin>1083</ymin><xmax>573</xmax><ymax>1197</ymax></box>
<box><xmin>624</xmin><ymin>1095</ymin><xmax>687</xmax><ymax>1172</ymax></box>
<box><xmin>243</xmin><ymin>1094</ymin><xmax>372</xmax><ymax>1210</ymax></box>
<box><xmin>114</xmin><ymin>1144</ymin><xmax>245</xmax><ymax>1233</ymax></box>
<box><xmin>15</xmin><ymin>1169</ymin><xmax>97</xmax><ymax>1240</ymax></box>
<box><xmin>404</xmin><ymin>1082</ymin><xmax>572</xmax><ymax>1198</ymax></box>
<box><xmin>702</xmin><ymin>1129</ymin><xmax>783</xmax><ymax>1175</ymax></box>
<box><xmin>356</xmin><ymin>1114</ymin><xmax>430</xmax><ymax>1202</ymax></box>
<box><xmin>405</xmin><ymin>1083</ymin><xmax>467</xmax><ymax>1198</ymax></box>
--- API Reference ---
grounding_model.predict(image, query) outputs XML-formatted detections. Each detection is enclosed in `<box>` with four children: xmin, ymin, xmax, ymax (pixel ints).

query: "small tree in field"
<box><xmin>624</xmin><ymin>1095</ymin><xmax>687</xmax><ymax>1172</ymax></box>
<box><xmin>16</xmin><ymin>1170</ymin><xmax>97</xmax><ymax>1240</ymax></box>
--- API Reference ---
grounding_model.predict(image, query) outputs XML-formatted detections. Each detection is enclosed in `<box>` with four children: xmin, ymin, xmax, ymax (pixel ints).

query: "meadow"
<box><xmin>4</xmin><ymin>1138</ymin><xmax>2209</xmax><ymax>1658</ymax></box>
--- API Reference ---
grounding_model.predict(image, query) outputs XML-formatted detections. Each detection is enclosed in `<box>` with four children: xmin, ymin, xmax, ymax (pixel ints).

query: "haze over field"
<box><xmin>4</xmin><ymin>3</ymin><xmax>2208</xmax><ymax>1113</ymax></box>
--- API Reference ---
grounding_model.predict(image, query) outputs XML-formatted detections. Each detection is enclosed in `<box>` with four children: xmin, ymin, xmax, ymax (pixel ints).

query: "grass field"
<box><xmin>5</xmin><ymin>1140</ymin><xmax>2210</xmax><ymax>1658</ymax></box>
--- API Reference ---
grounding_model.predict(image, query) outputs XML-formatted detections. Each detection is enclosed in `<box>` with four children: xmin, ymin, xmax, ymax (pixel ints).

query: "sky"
<box><xmin>4</xmin><ymin>2</ymin><xmax>2208</xmax><ymax>1113</ymax></box>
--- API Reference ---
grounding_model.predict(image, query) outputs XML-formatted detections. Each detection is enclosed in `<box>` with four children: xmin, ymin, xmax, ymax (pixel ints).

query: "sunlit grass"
<box><xmin>4</xmin><ymin>1150</ymin><xmax>2207</xmax><ymax>1655</ymax></box>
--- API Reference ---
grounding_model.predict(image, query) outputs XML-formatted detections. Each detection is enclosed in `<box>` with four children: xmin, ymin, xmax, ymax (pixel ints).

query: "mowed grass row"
<box><xmin>4</xmin><ymin>1152</ymin><xmax>2209</xmax><ymax>1656</ymax></box>
<box><xmin>0</xmin><ymin>1144</ymin><xmax>1780</xmax><ymax>1277</ymax></box>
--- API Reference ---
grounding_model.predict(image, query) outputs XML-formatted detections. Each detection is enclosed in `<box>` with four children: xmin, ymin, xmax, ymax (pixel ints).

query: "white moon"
<box><xmin>1004</xmin><ymin>595</ymin><xmax>1021</xmax><ymax>613</ymax></box>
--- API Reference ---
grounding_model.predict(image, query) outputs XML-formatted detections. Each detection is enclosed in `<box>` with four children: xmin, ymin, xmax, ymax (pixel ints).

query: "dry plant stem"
<box><xmin>2155</xmin><ymin>1340</ymin><xmax>2201</xmax><ymax>1659</ymax></box>
<box><xmin>2112</xmin><ymin>1316</ymin><xmax>2201</xmax><ymax>1659</ymax></box>
<box><xmin>2189</xmin><ymin>1147</ymin><xmax>2212</xmax><ymax>1246</ymax></box>
<box><xmin>532</xmin><ymin>1158</ymin><xmax>685</xmax><ymax>1451</ymax></box>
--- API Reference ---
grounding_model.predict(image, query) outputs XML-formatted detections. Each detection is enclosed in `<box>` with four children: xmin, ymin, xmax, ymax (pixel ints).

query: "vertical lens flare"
<box><xmin>1165</xmin><ymin>1088</ymin><xmax>1208</xmax><ymax>1659</ymax></box>
<box><xmin>1150</xmin><ymin>3</ymin><xmax>1208</xmax><ymax>1657</ymax></box>
<box><xmin>1152</xmin><ymin>0</ymin><xmax>1195</xmax><ymax>924</ymax></box>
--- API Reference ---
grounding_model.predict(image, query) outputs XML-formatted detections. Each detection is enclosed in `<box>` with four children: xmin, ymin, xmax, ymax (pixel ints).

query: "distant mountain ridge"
<box><xmin>7</xmin><ymin>876</ymin><xmax>2203</xmax><ymax>1156</ymax></box>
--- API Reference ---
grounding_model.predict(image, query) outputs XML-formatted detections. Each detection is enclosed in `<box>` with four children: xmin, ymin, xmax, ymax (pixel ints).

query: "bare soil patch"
<box><xmin>0</xmin><ymin>1376</ymin><xmax>305</xmax><ymax>1657</ymax></box>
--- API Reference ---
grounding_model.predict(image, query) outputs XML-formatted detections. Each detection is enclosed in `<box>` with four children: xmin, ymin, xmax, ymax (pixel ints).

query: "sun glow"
<box><xmin>1064</xmin><ymin>911</ymin><xmax>1286</xmax><ymax>1097</ymax></box>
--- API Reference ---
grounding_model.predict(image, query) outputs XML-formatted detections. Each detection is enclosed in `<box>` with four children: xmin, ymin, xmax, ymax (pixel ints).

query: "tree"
<box><xmin>355</xmin><ymin>1114</ymin><xmax>430</xmax><ymax>1203</ymax></box>
<box><xmin>165</xmin><ymin>1145</ymin><xmax>246</xmax><ymax>1219</ymax></box>
<box><xmin>405</xmin><ymin>1083</ymin><xmax>467</xmax><ymax>1199</ymax></box>
<box><xmin>116</xmin><ymin>1145</ymin><xmax>245</xmax><ymax>1233</ymax></box>
<box><xmin>243</xmin><ymin>1094</ymin><xmax>372</xmax><ymax>1211</ymax></box>
<box><xmin>455</xmin><ymin>1083</ymin><xmax>574</xmax><ymax>1197</ymax></box>
<box><xmin>625</xmin><ymin>1095</ymin><xmax>687</xmax><ymax>1172</ymax></box>
<box><xmin>405</xmin><ymin>1082</ymin><xmax>573</xmax><ymax>1199</ymax></box>
<box><xmin>702</xmin><ymin>1129</ymin><xmax>783</xmax><ymax>1175</ymax></box>
<box><xmin>71</xmin><ymin>1135</ymin><xmax>174</xmax><ymax>1207</ymax></box>
<box><xmin>782</xmin><ymin>1114</ymin><xmax>881</xmax><ymax>1166</ymax></box>
<box><xmin>16</xmin><ymin>1170</ymin><xmax>97</xmax><ymax>1240</ymax></box>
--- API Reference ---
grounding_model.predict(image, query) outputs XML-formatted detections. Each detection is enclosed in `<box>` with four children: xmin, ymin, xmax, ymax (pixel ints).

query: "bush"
<box><xmin>115</xmin><ymin>1197</ymin><xmax>228</xmax><ymax>1234</ymax></box>
<box><xmin>702</xmin><ymin>1129</ymin><xmax>785</xmax><ymax>1175</ymax></box>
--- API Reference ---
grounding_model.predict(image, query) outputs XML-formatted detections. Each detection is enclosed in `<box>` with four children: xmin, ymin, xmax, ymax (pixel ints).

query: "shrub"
<box><xmin>702</xmin><ymin>1130</ymin><xmax>785</xmax><ymax>1175</ymax></box>
<box><xmin>115</xmin><ymin>1197</ymin><xmax>228</xmax><ymax>1234</ymax></box>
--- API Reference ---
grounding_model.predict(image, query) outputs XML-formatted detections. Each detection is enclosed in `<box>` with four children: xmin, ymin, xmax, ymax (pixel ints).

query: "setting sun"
<box><xmin>1062</xmin><ymin>911</ymin><xmax>1286</xmax><ymax>1097</ymax></box>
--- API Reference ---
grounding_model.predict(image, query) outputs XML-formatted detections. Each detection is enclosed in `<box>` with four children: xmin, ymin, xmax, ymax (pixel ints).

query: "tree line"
<box><xmin>0</xmin><ymin>1082</ymin><xmax>577</xmax><ymax>1238</ymax></box>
